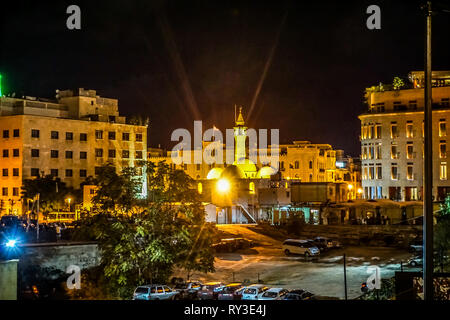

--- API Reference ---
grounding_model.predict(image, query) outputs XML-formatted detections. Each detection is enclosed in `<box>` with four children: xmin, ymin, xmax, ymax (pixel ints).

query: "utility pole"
<box><xmin>343</xmin><ymin>253</ymin><xmax>348</xmax><ymax>300</ymax></box>
<box><xmin>423</xmin><ymin>0</ymin><xmax>434</xmax><ymax>301</ymax></box>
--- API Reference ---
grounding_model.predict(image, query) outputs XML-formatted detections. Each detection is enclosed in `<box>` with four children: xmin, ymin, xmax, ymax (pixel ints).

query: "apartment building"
<box><xmin>0</xmin><ymin>88</ymin><xmax>147</xmax><ymax>215</ymax></box>
<box><xmin>359</xmin><ymin>71</ymin><xmax>450</xmax><ymax>201</ymax></box>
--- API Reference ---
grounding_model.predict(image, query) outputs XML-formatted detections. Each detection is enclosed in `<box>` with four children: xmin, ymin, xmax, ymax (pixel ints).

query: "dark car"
<box><xmin>306</xmin><ymin>239</ymin><xmax>327</xmax><ymax>252</ymax></box>
<box><xmin>284</xmin><ymin>289</ymin><xmax>315</xmax><ymax>300</ymax></box>
<box><xmin>173</xmin><ymin>281</ymin><xmax>203</xmax><ymax>299</ymax></box>
<box><xmin>217</xmin><ymin>283</ymin><xmax>244</xmax><ymax>300</ymax></box>
<box><xmin>314</xmin><ymin>237</ymin><xmax>340</xmax><ymax>249</ymax></box>
<box><xmin>197</xmin><ymin>282</ymin><xmax>224</xmax><ymax>300</ymax></box>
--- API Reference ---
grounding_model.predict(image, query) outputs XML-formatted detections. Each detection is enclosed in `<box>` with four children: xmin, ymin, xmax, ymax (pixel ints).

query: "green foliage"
<box><xmin>393</xmin><ymin>76</ymin><xmax>405</xmax><ymax>90</ymax></box>
<box><xmin>436</xmin><ymin>194</ymin><xmax>450</xmax><ymax>252</ymax></box>
<box><xmin>21</xmin><ymin>175</ymin><xmax>75</xmax><ymax>214</ymax></box>
<box><xmin>73</xmin><ymin>162</ymin><xmax>217</xmax><ymax>299</ymax></box>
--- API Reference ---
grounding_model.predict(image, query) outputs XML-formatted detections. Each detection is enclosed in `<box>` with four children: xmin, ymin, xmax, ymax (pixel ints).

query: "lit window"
<box><xmin>440</xmin><ymin>162</ymin><xmax>447</xmax><ymax>180</ymax></box>
<box><xmin>391</xmin><ymin>164</ymin><xmax>398</xmax><ymax>180</ymax></box>
<box><xmin>390</xmin><ymin>123</ymin><xmax>398</xmax><ymax>138</ymax></box>
<box><xmin>406</xmin><ymin>122</ymin><xmax>413</xmax><ymax>138</ymax></box>
<box><xmin>249</xmin><ymin>182</ymin><xmax>255</xmax><ymax>194</ymax></box>
<box><xmin>198</xmin><ymin>182</ymin><xmax>203</xmax><ymax>194</ymax></box>
<box><xmin>439</xmin><ymin>120</ymin><xmax>446</xmax><ymax>137</ymax></box>
<box><xmin>440</xmin><ymin>141</ymin><xmax>447</xmax><ymax>158</ymax></box>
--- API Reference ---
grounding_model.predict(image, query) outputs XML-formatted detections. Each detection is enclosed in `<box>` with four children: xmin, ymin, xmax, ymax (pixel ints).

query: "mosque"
<box><xmin>148</xmin><ymin>108</ymin><xmax>359</xmax><ymax>224</ymax></box>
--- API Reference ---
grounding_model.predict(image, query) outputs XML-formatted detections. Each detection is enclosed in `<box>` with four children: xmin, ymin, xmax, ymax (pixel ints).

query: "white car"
<box><xmin>133</xmin><ymin>285</ymin><xmax>179</xmax><ymax>300</ymax></box>
<box><xmin>282</xmin><ymin>239</ymin><xmax>320</xmax><ymax>257</ymax></box>
<box><xmin>241</xmin><ymin>284</ymin><xmax>270</xmax><ymax>300</ymax></box>
<box><xmin>259</xmin><ymin>288</ymin><xmax>289</xmax><ymax>300</ymax></box>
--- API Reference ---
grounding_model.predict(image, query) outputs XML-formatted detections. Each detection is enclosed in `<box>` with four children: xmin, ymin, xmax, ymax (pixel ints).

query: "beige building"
<box><xmin>0</xmin><ymin>88</ymin><xmax>147</xmax><ymax>215</ymax></box>
<box><xmin>359</xmin><ymin>71</ymin><xmax>450</xmax><ymax>201</ymax></box>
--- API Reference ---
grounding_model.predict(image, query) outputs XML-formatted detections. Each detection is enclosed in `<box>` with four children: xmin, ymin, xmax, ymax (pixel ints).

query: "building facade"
<box><xmin>0</xmin><ymin>88</ymin><xmax>147</xmax><ymax>215</ymax></box>
<box><xmin>359</xmin><ymin>71</ymin><xmax>450</xmax><ymax>201</ymax></box>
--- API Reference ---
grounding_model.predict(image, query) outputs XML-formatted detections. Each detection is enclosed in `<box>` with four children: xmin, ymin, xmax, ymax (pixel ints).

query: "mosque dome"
<box><xmin>206</xmin><ymin>167</ymin><xmax>224</xmax><ymax>180</ymax></box>
<box><xmin>220</xmin><ymin>165</ymin><xmax>245</xmax><ymax>180</ymax></box>
<box><xmin>257</xmin><ymin>166</ymin><xmax>278</xmax><ymax>179</ymax></box>
<box><xmin>233</xmin><ymin>158</ymin><xmax>257</xmax><ymax>178</ymax></box>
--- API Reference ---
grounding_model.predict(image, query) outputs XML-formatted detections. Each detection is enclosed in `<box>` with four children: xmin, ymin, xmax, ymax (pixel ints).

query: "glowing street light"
<box><xmin>347</xmin><ymin>184</ymin><xmax>354</xmax><ymax>190</ymax></box>
<box><xmin>5</xmin><ymin>239</ymin><xmax>17</xmax><ymax>248</ymax></box>
<box><xmin>217</xmin><ymin>178</ymin><xmax>231</xmax><ymax>194</ymax></box>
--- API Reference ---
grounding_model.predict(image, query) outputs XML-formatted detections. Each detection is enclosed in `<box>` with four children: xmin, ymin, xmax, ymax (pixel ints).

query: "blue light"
<box><xmin>5</xmin><ymin>239</ymin><xmax>17</xmax><ymax>248</ymax></box>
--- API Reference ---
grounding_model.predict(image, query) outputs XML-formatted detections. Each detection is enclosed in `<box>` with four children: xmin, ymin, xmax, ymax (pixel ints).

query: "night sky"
<box><xmin>1</xmin><ymin>0</ymin><xmax>450</xmax><ymax>156</ymax></box>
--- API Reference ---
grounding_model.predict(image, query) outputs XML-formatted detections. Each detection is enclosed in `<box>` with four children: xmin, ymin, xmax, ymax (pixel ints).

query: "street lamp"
<box><xmin>66</xmin><ymin>197</ymin><xmax>72</xmax><ymax>212</ymax></box>
<box><xmin>217</xmin><ymin>178</ymin><xmax>231</xmax><ymax>194</ymax></box>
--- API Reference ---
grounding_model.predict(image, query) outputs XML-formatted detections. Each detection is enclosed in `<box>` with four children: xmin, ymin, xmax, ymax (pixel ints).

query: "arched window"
<box><xmin>198</xmin><ymin>182</ymin><xmax>203</xmax><ymax>194</ymax></box>
<box><xmin>249</xmin><ymin>182</ymin><xmax>255</xmax><ymax>194</ymax></box>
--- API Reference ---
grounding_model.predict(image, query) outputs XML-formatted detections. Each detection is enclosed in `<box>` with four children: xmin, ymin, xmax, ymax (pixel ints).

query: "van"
<box><xmin>282</xmin><ymin>239</ymin><xmax>320</xmax><ymax>257</ymax></box>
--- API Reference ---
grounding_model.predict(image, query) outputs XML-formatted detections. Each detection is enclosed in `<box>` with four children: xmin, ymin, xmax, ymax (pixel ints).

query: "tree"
<box><xmin>21</xmin><ymin>175</ymin><xmax>75</xmax><ymax>215</ymax></box>
<box><xmin>393</xmin><ymin>76</ymin><xmax>405</xmax><ymax>90</ymax></box>
<box><xmin>436</xmin><ymin>195</ymin><xmax>450</xmax><ymax>254</ymax></box>
<box><xmin>73</xmin><ymin>162</ymin><xmax>216</xmax><ymax>298</ymax></box>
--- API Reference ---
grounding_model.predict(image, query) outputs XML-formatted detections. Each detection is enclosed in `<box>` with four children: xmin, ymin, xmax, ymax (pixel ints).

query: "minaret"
<box><xmin>234</xmin><ymin>107</ymin><xmax>247</xmax><ymax>163</ymax></box>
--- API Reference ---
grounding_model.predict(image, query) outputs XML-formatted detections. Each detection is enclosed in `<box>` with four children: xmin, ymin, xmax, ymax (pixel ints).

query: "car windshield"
<box><xmin>135</xmin><ymin>287</ymin><xmax>148</xmax><ymax>294</ymax></box>
<box><xmin>263</xmin><ymin>291</ymin><xmax>278</xmax><ymax>298</ymax></box>
<box><xmin>244</xmin><ymin>288</ymin><xmax>256</xmax><ymax>295</ymax></box>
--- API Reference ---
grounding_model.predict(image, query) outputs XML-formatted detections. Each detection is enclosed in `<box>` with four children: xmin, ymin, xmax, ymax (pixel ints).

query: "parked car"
<box><xmin>284</xmin><ymin>289</ymin><xmax>315</xmax><ymax>300</ymax></box>
<box><xmin>133</xmin><ymin>285</ymin><xmax>180</xmax><ymax>300</ymax></box>
<box><xmin>306</xmin><ymin>239</ymin><xmax>327</xmax><ymax>252</ymax></box>
<box><xmin>241</xmin><ymin>284</ymin><xmax>270</xmax><ymax>300</ymax></box>
<box><xmin>217</xmin><ymin>283</ymin><xmax>244</xmax><ymax>300</ymax></box>
<box><xmin>213</xmin><ymin>238</ymin><xmax>254</xmax><ymax>253</ymax></box>
<box><xmin>282</xmin><ymin>239</ymin><xmax>320</xmax><ymax>257</ymax></box>
<box><xmin>408</xmin><ymin>255</ymin><xmax>423</xmax><ymax>267</ymax></box>
<box><xmin>259</xmin><ymin>288</ymin><xmax>289</xmax><ymax>300</ymax></box>
<box><xmin>314</xmin><ymin>236</ymin><xmax>340</xmax><ymax>249</ymax></box>
<box><xmin>409</xmin><ymin>244</ymin><xmax>423</xmax><ymax>254</ymax></box>
<box><xmin>173</xmin><ymin>280</ymin><xmax>203</xmax><ymax>299</ymax></box>
<box><xmin>197</xmin><ymin>282</ymin><xmax>225</xmax><ymax>300</ymax></box>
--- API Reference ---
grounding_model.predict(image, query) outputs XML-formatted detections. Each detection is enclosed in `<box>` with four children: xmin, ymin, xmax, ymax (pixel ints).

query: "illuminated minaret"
<box><xmin>234</xmin><ymin>107</ymin><xmax>247</xmax><ymax>163</ymax></box>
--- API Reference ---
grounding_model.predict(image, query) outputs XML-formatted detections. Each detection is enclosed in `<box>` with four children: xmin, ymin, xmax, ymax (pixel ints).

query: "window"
<box><xmin>66</xmin><ymin>132</ymin><xmax>73</xmax><ymax>140</ymax></box>
<box><xmin>406</xmin><ymin>143</ymin><xmax>414</xmax><ymax>159</ymax></box>
<box><xmin>411</xmin><ymin>187</ymin><xmax>418</xmax><ymax>201</ymax></box>
<box><xmin>80</xmin><ymin>151</ymin><xmax>87</xmax><ymax>159</ymax></box>
<box><xmin>362</xmin><ymin>166</ymin><xmax>368</xmax><ymax>180</ymax></box>
<box><xmin>2</xmin><ymin>188</ymin><xmax>7</xmax><ymax>196</ymax></box>
<box><xmin>13</xmin><ymin>129</ymin><xmax>19</xmax><ymax>137</ymax></box>
<box><xmin>108</xmin><ymin>149</ymin><xmax>116</xmax><ymax>158</ymax></box>
<box><xmin>2</xmin><ymin>150</ymin><xmax>8</xmax><ymax>158</ymax></box>
<box><xmin>375</xmin><ymin>144</ymin><xmax>382</xmax><ymax>159</ymax></box>
<box><xmin>391</xmin><ymin>164</ymin><xmax>398</xmax><ymax>180</ymax></box>
<box><xmin>95</xmin><ymin>149</ymin><xmax>103</xmax><ymax>157</ymax></box>
<box><xmin>31</xmin><ymin>149</ymin><xmax>39</xmax><ymax>157</ymax></box>
<box><xmin>108</xmin><ymin>131</ymin><xmax>116</xmax><ymax>140</ymax></box>
<box><xmin>2</xmin><ymin>169</ymin><xmax>8</xmax><ymax>177</ymax></box>
<box><xmin>407</xmin><ymin>164</ymin><xmax>414</xmax><ymax>180</ymax></box>
<box><xmin>391</xmin><ymin>144</ymin><xmax>398</xmax><ymax>159</ymax></box>
<box><xmin>3</xmin><ymin>130</ymin><xmax>9</xmax><ymax>138</ymax></box>
<box><xmin>13</xmin><ymin>149</ymin><xmax>19</xmax><ymax>157</ymax></box>
<box><xmin>409</xmin><ymin>100</ymin><xmax>417</xmax><ymax>109</ymax></box>
<box><xmin>95</xmin><ymin>130</ymin><xmax>103</xmax><ymax>139</ymax></box>
<box><xmin>31</xmin><ymin>168</ymin><xmax>40</xmax><ymax>177</ymax></box>
<box><xmin>50</xmin><ymin>169</ymin><xmax>58</xmax><ymax>177</ymax></box>
<box><xmin>440</xmin><ymin>162</ymin><xmax>447</xmax><ymax>180</ymax></box>
<box><xmin>136</xmin><ymin>133</ymin><xmax>143</xmax><ymax>142</ymax></box>
<box><xmin>136</xmin><ymin>151</ymin><xmax>143</xmax><ymax>159</ymax></box>
<box><xmin>406</xmin><ymin>122</ymin><xmax>414</xmax><ymax>138</ymax></box>
<box><xmin>368</xmin><ymin>125</ymin><xmax>374</xmax><ymax>139</ymax></box>
<box><xmin>362</xmin><ymin>146</ymin><xmax>367</xmax><ymax>159</ymax></box>
<box><xmin>196</xmin><ymin>164</ymin><xmax>201</xmax><ymax>171</ymax></box>
<box><xmin>375</xmin><ymin>124</ymin><xmax>382</xmax><ymax>139</ymax></box>
<box><xmin>390</xmin><ymin>123</ymin><xmax>398</xmax><ymax>138</ymax></box>
<box><xmin>51</xmin><ymin>150</ymin><xmax>59</xmax><ymax>158</ymax></box>
<box><xmin>369</xmin><ymin>165</ymin><xmax>374</xmax><ymax>180</ymax></box>
<box><xmin>31</xmin><ymin>129</ymin><xmax>39</xmax><ymax>138</ymax></box>
<box><xmin>65</xmin><ymin>169</ymin><xmax>73</xmax><ymax>177</ymax></box>
<box><xmin>80</xmin><ymin>169</ymin><xmax>87</xmax><ymax>177</ymax></box>
<box><xmin>309</xmin><ymin>161</ymin><xmax>313</xmax><ymax>169</ymax></box>
<box><xmin>12</xmin><ymin>188</ymin><xmax>19</xmax><ymax>196</ymax></box>
<box><xmin>80</xmin><ymin>133</ymin><xmax>87</xmax><ymax>141</ymax></box>
<box><xmin>94</xmin><ymin>167</ymin><xmax>101</xmax><ymax>175</ymax></box>
<box><xmin>51</xmin><ymin>131</ymin><xmax>59</xmax><ymax>139</ymax></box>
<box><xmin>122</xmin><ymin>132</ymin><xmax>130</xmax><ymax>141</ymax></box>
<box><xmin>122</xmin><ymin>150</ymin><xmax>129</xmax><ymax>158</ymax></box>
<box><xmin>376</xmin><ymin>164</ymin><xmax>382</xmax><ymax>179</ymax></box>
<box><xmin>13</xmin><ymin>168</ymin><xmax>19</xmax><ymax>176</ymax></box>
<box><xmin>65</xmin><ymin>151</ymin><xmax>73</xmax><ymax>159</ymax></box>
<box><xmin>294</xmin><ymin>161</ymin><xmax>299</xmax><ymax>169</ymax></box>
<box><xmin>440</xmin><ymin>141</ymin><xmax>447</xmax><ymax>158</ymax></box>
<box><xmin>439</xmin><ymin>119</ymin><xmax>446</xmax><ymax>137</ymax></box>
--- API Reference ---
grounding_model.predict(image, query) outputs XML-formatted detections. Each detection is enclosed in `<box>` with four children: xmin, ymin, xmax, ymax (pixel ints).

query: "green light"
<box><xmin>0</xmin><ymin>73</ymin><xmax>2</xmax><ymax>97</ymax></box>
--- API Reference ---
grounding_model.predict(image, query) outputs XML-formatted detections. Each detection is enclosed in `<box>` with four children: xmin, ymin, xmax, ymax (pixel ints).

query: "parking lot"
<box><xmin>173</xmin><ymin>225</ymin><xmax>415</xmax><ymax>299</ymax></box>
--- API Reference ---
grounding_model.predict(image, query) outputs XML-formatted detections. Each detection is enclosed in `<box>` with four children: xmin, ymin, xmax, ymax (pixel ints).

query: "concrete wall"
<box><xmin>19</xmin><ymin>242</ymin><xmax>100</xmax><ymax>275</ymax></box>
<box><xmin>0</xmin><ymin>259</ymin><xmax>18</xmax><ymax>300</ymax></box>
